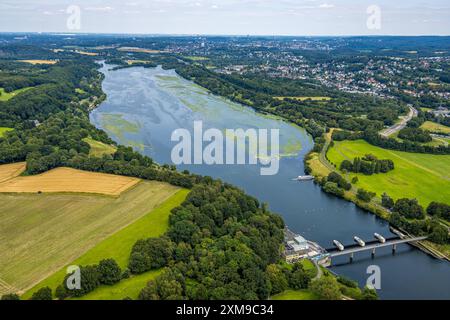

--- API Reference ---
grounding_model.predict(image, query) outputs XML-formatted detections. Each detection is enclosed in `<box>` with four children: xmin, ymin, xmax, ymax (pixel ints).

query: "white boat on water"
<box><xmin>296</xmin><ymin>175</ymin><xmax>314</xmax><ymax>181</ymax></box>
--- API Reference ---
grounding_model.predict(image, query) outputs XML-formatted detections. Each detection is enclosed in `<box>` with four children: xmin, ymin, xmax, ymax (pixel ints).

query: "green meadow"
<box><xmin>0</xmin><ymin>127</ymin><xmax>13</xmax><ymax>137</ymax></box>
<box><xmin>76</xmin><ymin>270</ymin><xmax>162</xmax><ymax>300</ymax></box>
<box><xmin>184</xmin><ymin>56</ymin><xmax>209</xmax><ymax>61</ymax></box>
<box><xmin>327</xmin><ymin>140</ymin><xmax>450</xmax><ymax>206</ymax></box>
<box><xmin>0</xmin><ymin>87</ymin><xmax>32</xmax><ymax>102</ymax></box>
<box><xmin>271</xmin><ymin>290</ymin><xmax>318</xmax><ymax>300</ymax></box>
<box><xmin>421</xmin><ymin>121</ymin><xmax>450</xmax><ymax>135</ymax></box>
<box><xmin>83</xmin><ymin>137</ymin><xmax>117</xmax><ymax>157</ymax></box>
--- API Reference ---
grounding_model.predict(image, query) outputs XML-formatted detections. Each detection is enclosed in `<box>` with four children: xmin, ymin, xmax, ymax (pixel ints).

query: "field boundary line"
<box><xmin>0</xmin><ymin>162</ymin><xmax>26</xmax><ymax>184</ymax></box>
<box><xmin>0</xmin><ymin>277</ymin><xmax>20</xmax><ymax>295</ymax></box>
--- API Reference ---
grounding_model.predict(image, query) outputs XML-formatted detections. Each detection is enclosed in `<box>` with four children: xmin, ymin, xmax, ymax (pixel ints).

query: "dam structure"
<box><xmin>284</xmin><ymin>228</ymin><xmax>428</xmax><ymax>267</ymax></box>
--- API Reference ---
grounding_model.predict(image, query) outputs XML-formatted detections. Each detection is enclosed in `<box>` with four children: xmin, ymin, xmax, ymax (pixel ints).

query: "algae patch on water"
<box><xmin>99</xmin><ymin>113</ymin><xmax>145</xmax><ymax>152</ymax></box>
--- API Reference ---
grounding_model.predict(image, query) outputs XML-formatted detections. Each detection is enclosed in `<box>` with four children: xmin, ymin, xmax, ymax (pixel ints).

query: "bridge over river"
<box><xmin>320</xmin><ymin>235</ymin><xmax>429</xmax><ymax>265</ymax></box>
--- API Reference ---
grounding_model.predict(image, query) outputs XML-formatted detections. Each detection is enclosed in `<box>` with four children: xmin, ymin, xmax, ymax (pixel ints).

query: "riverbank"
<box><xmin>305</xmin><ymin>130</ymin><xmax>450</xmax><ymax>261</ymax></box>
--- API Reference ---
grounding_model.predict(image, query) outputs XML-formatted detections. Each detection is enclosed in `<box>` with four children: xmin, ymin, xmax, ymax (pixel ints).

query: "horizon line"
<box><xmin>1</xmin><ymin>31</ymin><xmax>449</xmax><ymax>38</ymax></box>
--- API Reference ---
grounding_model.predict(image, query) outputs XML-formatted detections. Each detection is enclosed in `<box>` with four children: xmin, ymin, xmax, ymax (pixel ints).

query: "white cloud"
<box><xmin>319</xmin><ymin>3</ymin><xmax>335</xmax><ymax>9</ymax></box>
<box><xmin>84</xmin><ymin>6</ymin><xmax>114</xmax><ymax>12</ymax></box>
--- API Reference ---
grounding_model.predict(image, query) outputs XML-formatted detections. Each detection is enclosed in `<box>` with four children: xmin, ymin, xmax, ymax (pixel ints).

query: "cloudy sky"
<box><xmin>0</xmin><ymin>0</ymin><xmax>449</xmax><ymax>35</ymax></box>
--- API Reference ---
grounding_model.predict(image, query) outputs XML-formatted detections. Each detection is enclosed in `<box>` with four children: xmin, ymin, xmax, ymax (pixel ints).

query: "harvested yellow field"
<box><xmin>0</xmin><ymin>167</ymin><xmax>140</xmax><ymax>196</ymax></box>
<box><xmin>75</xmin><ymin>50</ymin><xmax>99</xmax><ymax>56</ymax></box>
<box><xmin>0</xmin><ymin>162</ymin><xmax>26</xmax><ymax>183</ymax></box>
<box><xmin>306</xmin><ymin>152</ymin><xmax>331</xmax><ymax>178</ymax></box>
<box><xmin>18</xmin><ymin>60</ymin><xmax>58</xmax><ymax>65</ymax></box>
<box><xmin>126</xmin><ymin>60</ymin><xmax>153</xmax><ymax>65</ymax></box>
<box><xmin>421</xmin><ymin>121</ymin><xmax>450</xmax><ymax>135</ymax></box>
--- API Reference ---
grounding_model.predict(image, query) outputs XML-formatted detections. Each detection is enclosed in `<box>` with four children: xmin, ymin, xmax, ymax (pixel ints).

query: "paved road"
<box><xmin>312</xmin><ymin>261</ymin><xmax>323</xmax><ymax>281</ymax></box>
<box><xmin>381</xmin><ymin>105</ymin><xmax>418</xmax><ymax>137</ymax></box>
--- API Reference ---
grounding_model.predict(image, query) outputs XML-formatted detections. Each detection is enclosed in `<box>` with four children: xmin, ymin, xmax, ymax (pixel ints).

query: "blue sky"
<box><xmin>1</xmin><ymin>0</ymin><xmax>449</xmax><ymax>35</ymax></box>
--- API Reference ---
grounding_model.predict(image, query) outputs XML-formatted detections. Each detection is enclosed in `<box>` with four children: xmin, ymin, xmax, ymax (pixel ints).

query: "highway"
<box><xmin>381</xmin><ymin>105</ymin><xmax>418</xmax><ymax>137</ymax></box>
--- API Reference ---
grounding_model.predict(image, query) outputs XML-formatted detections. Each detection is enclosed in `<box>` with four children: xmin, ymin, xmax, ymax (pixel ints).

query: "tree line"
<box><xmin>340</xmin><ymin>154</ymin><xmax>394</xmax><ymax>175</ymax></box>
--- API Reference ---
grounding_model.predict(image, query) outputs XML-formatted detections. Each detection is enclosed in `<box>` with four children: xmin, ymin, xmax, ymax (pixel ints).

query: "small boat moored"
<box><xmin>374</xmin><ymin>233</ymin><xmax>386</xmax><ymax>243</ymax></box>
<box><xmin>354</xmin><ymin>236</ymin><xmax>366</xmax><ymax>247</ymax></box>
<box><xmin>333</xmin><ymin>240</ymin><xmax>345</xmax><ymax>251</ymax></box>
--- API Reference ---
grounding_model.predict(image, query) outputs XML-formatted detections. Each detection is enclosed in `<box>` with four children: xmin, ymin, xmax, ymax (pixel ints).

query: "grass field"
<box><xmin>0</xmin><ymin>162</ymin><xmax>26</xmax><ymax>183</ymax></box>
<box><xmin>327</xmin><ymin>140</ymin><xmax>450</xmax><ymax>206</ymax></box>
<box><xmin>420</xmin><ymin>121</ymin><xmax>450</xmax><ymax>135</ymax></box>
<box><xmin>76</xmin><ymin>270</ymin><xmax>163</xmax><ymax>300</ymax></box>
<box><xmin>274</xmin><ymin>96</ymin><xmax>331</xmax><ymax>101</ymax></box>
<box><xmin>126</xmin><ymin>60</ymin><xmax>153</xmax><ymax>65</ymax></box>
<box><xmin>390</xmin><ymin>129</ymin><xmax>448</xmax><ymax>147</ymax></box>
<box><xmin>0</xmin><ymin>127</ymin><xmax>14</xmax><ymax>137</ymax></box>
<box><xmin>0</xmin><ymin>167</ymin><xmax>139</xmax><ymax>196</ymax></box>
<box><xmin>0</xmin><ymin>87</ymin><xmax>32</xmax><ymax>101</ymax></box>
<box><xmin>21</xmin><ymin>188</ymin><xmax>188</xmax><ymax>299</ymax></box>
<box><xmin>0</xmin><ymin>180</ymin><xmax>182</xmax><ymax>296</ymax></box>
<box><xmin>75</xmin><ymin>50</ymin><xmax>99</xmax><ymax>56</ymax></box>
<box><xmin>271</xmin><ymin>290</ymin><xmax>318</xmax><ymax>300</ymax></box>
<box><xmin>425</xmin><ymin>137</ymin><xmax>450</xmax><ymax>147</ymax></box>
<box><xmin>18</xmin><ymin>60</ymin><xmax>58</xmax><ymax>65</ymax></box>
<box><xmin>185</xmin><ymin>56</ymin><xmax>209</xmax><ymax>61</ymax></box>
<box><xmin>75</xmin><ymin>88</ymin><xmax>86</xmax><ymax>94</ymax></box>
<box><xmin>300</xmin><ymin>259</ymin><xmax>317</xmax><ymax>275</ymax></box>
<box><xmin>83</xmin><ymin>137</ymin><xmax>117</xmax><ymax>157</ymax></box>
<box><xmin>306</xmin><ymin>152</ymin><xmax>332</xmax><ymax>178</ymax></box>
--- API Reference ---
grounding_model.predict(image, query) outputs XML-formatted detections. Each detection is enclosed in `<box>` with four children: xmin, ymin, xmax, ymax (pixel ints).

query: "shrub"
<box><xmin>361</xmin><ymin>287</ymin><xmax>378</xmax><ymax>300</ymax></box>
<box><xmin>427</xmin><ymin>202</ymin><xmax>450</xmax><ymax>221</ymax></box>
<box><xmin>30</xmin><ymin>287</ymin><xmax>52</xmax><ymax>300</ymax></box>
<box><xmin>98</xmin><ymin>259</ymin><xmax>122</xmax><ymax>285</ymax></box>
<box><xmin>337</xmin><ymin>276</ymin><xmax>358</xmax><ymax>288</ymax></box>
<box><xmin>266</xmin><ymin>264</ymin><xmax>288</xmax><ymax>295</ymax></box>
<box><xmin>357</xmin><ymin>189</ymin><xmax>376</xmax><ymax>202</ymax></box>
<box><xmin>323</xmin><ymin>182</ymin><xmax>345</xmax><ymax>197</ymax></box>
<box><xmin>55</xmin><ymin>285</ymin><xmax>69</xmax><ymax>300</ymax></box>
<box><xmin>394</xmin><ymin>198</ymin><xmax>425</xmax><ymax>220</ymax></box>
<box><xmin>381</xmin><ymin>193</ymin><xmax>394</xmax><ymax>209</ymax></box>
<box><xmin>310</xmin><ymin>277</ymin><xmax>341</xmax><ymax>300</ymax></box>
<box><xmin>64</xmin><ymin>265</ymin><xmax>100</xmax><ymax>297</ymax></box>
<box><xmin>1</xmin><ymin>293</ymin><xmax>20</xmax><ymax>300</ymax></box>
<box><xmin>129</xmin><ymin>237</ymin><xmax>173</xmax><ymax>274</ymax></box>
<box><xmin>289</xmin><ymin>263</ymin><xmax>312</xmax><ymax>290</ymax></box>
